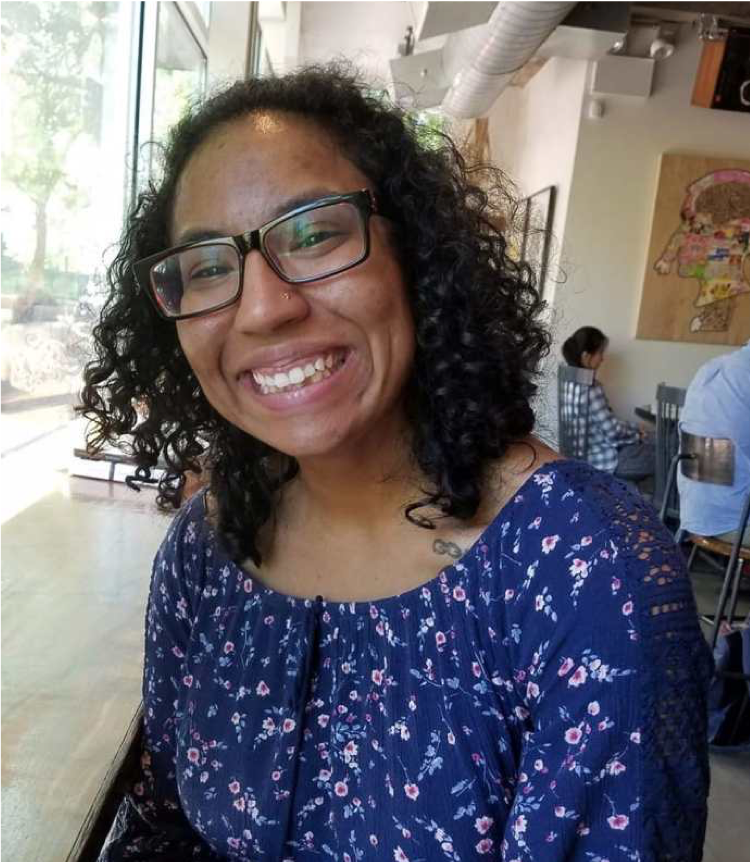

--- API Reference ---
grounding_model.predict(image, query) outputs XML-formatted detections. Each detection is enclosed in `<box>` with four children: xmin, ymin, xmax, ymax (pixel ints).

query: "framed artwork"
<box><xmin>636</xmin><ymin>152</ymin><xmax>750</xmax><ymax>345</ymax></box>
<box><xmin>520</xmin><ymin>185</ymin><xmax>556</xmax><ymax>298</ymax></box>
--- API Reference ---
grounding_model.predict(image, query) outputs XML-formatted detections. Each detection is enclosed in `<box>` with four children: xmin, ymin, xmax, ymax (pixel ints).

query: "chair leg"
<box><xmin>726</xmin><ymin>557</ymin><xmax>745</xmax><ymax>630</ymax></box>
<box><xmin>687</xmin><ymin>543</ymin><xmax>699</xmax><ymax>571</ymax></box>
<box><xmin>710</xmin><ymin>559</ymin><xmax>736</xmax><ymax>650</ymax></box>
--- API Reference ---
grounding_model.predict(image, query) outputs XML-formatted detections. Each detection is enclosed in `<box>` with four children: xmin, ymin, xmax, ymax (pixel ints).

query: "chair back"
<box><xmin>654</xmin><ymin>383</ymin><xmax>686</xmax><ymax>520</ymax></box>
<box><xmin>557</xmin><ymin>365</ymin><xmax>595</xmax><ymax>459</ymax></box>
<box><xmin>680</xmin><ymin>432</ymin><xmax>735</xmax><ymax>486</ymax></box>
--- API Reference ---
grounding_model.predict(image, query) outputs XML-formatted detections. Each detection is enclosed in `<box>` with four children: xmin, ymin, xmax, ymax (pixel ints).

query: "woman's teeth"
<box><xmin>251</xmin><ymin>352</ymin><xmax>343</xmax><ymax>395</ymax></box>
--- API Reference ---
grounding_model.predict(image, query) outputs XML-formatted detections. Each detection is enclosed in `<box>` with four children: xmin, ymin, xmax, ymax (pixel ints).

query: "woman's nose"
<box><xmin>231</xmin><ymin>250</ymin><xmax>309</xmax><ymax>333</ymax></box>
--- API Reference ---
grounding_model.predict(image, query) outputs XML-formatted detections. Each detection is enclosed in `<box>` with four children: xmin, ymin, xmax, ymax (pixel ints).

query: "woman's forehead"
<box><xmin>171</xmin><ymin>113</ymin><xmax>366</xmax><ymax>238</ymax></box>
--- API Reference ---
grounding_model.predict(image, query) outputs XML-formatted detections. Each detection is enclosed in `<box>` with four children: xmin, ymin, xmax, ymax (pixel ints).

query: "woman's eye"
<box><xmin>290</xmin><ymin>229</ymin><xmax>341</xmax><ymax>251</ymax></box>
<box><xmin>191</xmin><ymin>264</ymin><xmax>230</xmax><ymax>280</ymax></box>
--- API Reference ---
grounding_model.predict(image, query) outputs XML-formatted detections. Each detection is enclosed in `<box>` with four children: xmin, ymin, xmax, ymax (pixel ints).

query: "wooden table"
<box><xmin>1</xmin><ymin>477</ymin><xmax>166</xmax><ymax>861</ymax></box>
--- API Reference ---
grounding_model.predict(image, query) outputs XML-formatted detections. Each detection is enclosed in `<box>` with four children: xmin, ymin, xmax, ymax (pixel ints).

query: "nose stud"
<box><xmin>282</xmin><ymin>291</ymin><xmax>292</xmax><ymax>301</ymax></box>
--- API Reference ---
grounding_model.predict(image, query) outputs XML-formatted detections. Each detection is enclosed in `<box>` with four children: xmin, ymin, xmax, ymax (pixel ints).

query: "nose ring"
<box><xmin>282</xmin><ymin>291</ymin><xmax>292</xmax><ymax>300</ymax></box>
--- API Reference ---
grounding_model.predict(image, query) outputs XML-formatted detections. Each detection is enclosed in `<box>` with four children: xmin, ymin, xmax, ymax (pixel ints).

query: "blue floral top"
<box><xmin>100</xmin><ymin>460</ymin><xmax>712</xmax><ymax>862</ymax></box>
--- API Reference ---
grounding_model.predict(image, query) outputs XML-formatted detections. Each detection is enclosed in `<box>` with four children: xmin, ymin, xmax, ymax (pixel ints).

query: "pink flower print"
<box><xmin>282</xmin><ymin>718</ymin><xmax>296</xmax><ymax>733</ymax></box>
<box><xmin>608</xmin><ymin>760</ymin><xmax>627</xmax><ymax>775</ymax></box>
<box><xmin>341</xmin><ymin>662</ymin><xmax>351</xmax><ymax>674</ymax></box>
<box><xmin>404</xmin><ymin>782</ymin><xmax>420</xmax><ymax>800</ymax></box>
<box><xmin>475</xmin><ymin>816</ymin><xmax>494</xmax><ymax>834</ymax></box>
<box><xmin>568</xmin><ymin>665</ymin><xmax>588</xmax><ymax>687</ymax></box>
<box><xmin>263</xmin><ymin>614</ymin><xmax>274</xmax><ymax>625</ymax></box>
<box><xmin>228</xmin><ymin>838</ymin><xmax>240</xmax><ymax>849</ymax></box>
<box><xmin>187</xmin><ymin>747</ymin><xmax>200</xmax><ymax>763</ymax></box>
<box><xmin>564</xmin><ymin>726</ymin><xmax>583</xmax><ymax>745</ymax></box>
<box><xmin>271</xmin><ymin>770</ymin><xmax>281</xmax><ymax>781</ymax></box>
<box><xmin>224</xmin><ymin>641</ymin><xmax>234</xmax><ymax>654</ymax></box>
<box><xmin>512</xmin><ymin>815</ymin><xmax>528</xmax><ymax>840</ymax></box>
<box><xmin>408</xmin><ymin>696</ymin><xmax>417</xmax><ymax>711</ymax></box>
<box><xmin>317</xmin><ymin>714</ymin><xmax>329</xmax><ymax>728</ymax></box>
<box><xmin>375</xmin><ymin>621</ymin><xmax>385</xmax><ymax>636</ymax></box>
<box><xmin>243</xmin><ymin>578</ymin><xmax>253</xmax><ymax>592</ymax></box>
<box><xmin>526</xmin><ymin>681</ymin><xmax>540</xmax><ymax>699</ymax></box>
<box><xmin>334</xmin><ymin>780</ymin><xmax>348</xmax><ymax>797</ymax></box>
<box><xmin>233</xmin><ymin>797</ymin><xmax>246</xmax><ymax>812</ymax></box>
<box><xmin>555</xmin><ymin>805</ymin><xmax>567</xmax><ymax>818</ymax></box>
<box><xmin>611</xmin><ymin>577</ymin><xmax>621</xmax><ymax>592</ymax></box>
<box><xmin>630</xmin><ymin>730</ymin><xmax>641</xmax><ymax>743</ymax></box>
<box><xmin>371</xmin><ymin>669</ymin><xmax>384</xmax><ymax>685</ymax></box>
<box><xmin>370</xmin><ymin>834</ymin><xmax>378</xmax><ymax>846</ymax></box>
<box><xmin>256</xmin><ymin>680</ymin><xmax>270</xmax><ymax>697</ymax></box>
<box><xmin>588</xmin><ymin>701</ymin><xmax>600</xmax><ymax>715</ymax></box>
<box><xmin>231</xmin><ymin>712</ymin><xmax>240</xmax><ymax>725</ymax></box>
<box><xmin>182</xmin><ymin>674</ymin><xmax>194</xmax><ymax>687</ymax></box>
<box><xmin>472</xmin><ymin>661</ymin><xmax>482</xmax><ymax>678</ymax></box>
<box><xmin>569</xmin><ymin>558</ymin><xmax>589</xmax><ymax>577</ymax></box>
<box><xmin>535</xmin><ymin>594</ymin><xmax>545</xmax><ymax>611</ymax></box>
<box><xmin>171</xmin><ymin>646</ymin><xmax>184</xmax><ymax>659</ymax></box>
<box><xmin>607</xmin><ymin>814</ymin><xmax>630</xmax><ymax>830</ymax></box>
<box><xmin>541</xmin><ymin>534</ymin><xmax>560</xmax><ymax>554</ymax></box>
<box><xmin>476</xmin><ymin>838</ymin><xmax>494</xmax><ymax>854</ymax></box>
<box><xmin>447</xmin><ymin>731</ymin><xmax>456</xmax><ymax>745</ymax></box>
<box><xmin>369</xmin><ymin>605</ymin><xmax>379</xmax><ymax>619</ymax></box>
<box><xmin>533</xmin><ymin>758</ymin><xmax>544</xmax><ymax>771</ymax></box>
<box><xmin>435</xmin><ymin>631</ymin><xmax>447</xmax><ymax>647</ymax></box>
<box><xmin>558</xmin><ymin>657</ymin><xmax>574</xmax><ymax>676</ymax></box>
<box><xmin>504</xmin><ymin>588</ymin><xmax>515</xmax><ymax>601</ymax></box>
<box><xmin>598</xmin><ymin>720</ymin><xmax>609</xmax><ymax>731</ymax></box>
<box><xmin>622</xmin><ymin>600</ymin><xmax>634</xmax><ymax>616</ymax></box>
<box><xmin>394</xmin><ymin>848</ymin><xmax>409</xmax><ymax>862</ymax></box>
<box><xmin>580</xmin><ymin>535</ymin><xmax>592</xmax><ymax>546</ymax></box>
<box><xmin>577</xmin><ymin>823</ymin><xmax>590</xmax><ymax>836</ymax></box>
<box><xmin>452</xmin><ymin>585</ymin><xmax>466</xmax><ymax>602</ymax></box>
<box><xmin>514</xmin><ymin>705</ymin><xmax>530</xmax><ymax>720</ymax></box>
<box><xmin>319</xmin><ymin>768</ymin><xmax>332</xmax><ymax>781</ymax></box>
<box><xmin>262</xmin><ymin>717</ymin><xmax>275</xmax><ymax>732</ymax></box>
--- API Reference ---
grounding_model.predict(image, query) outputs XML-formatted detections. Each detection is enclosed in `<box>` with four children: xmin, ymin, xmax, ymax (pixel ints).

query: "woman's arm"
<box><xmin>589</xmin><ymin>383</ymin><xmax>640</xmax><ymax>446</ymax></box>
<box><xmin>98</xmin><ymin>503</ymin><xmax>222</xmax><ymax>861</ymax></box>
<box><xmin>501</xmin><ymin>483</ymin><xmax>712</xmax><ymax>861</ymax></box>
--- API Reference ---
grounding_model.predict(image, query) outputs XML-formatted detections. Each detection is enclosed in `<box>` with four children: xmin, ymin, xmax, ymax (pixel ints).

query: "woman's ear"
<box><xmin>581</xmin><ymin>351</ymin><xmax>591</xmax><ymax>369</ymax></box>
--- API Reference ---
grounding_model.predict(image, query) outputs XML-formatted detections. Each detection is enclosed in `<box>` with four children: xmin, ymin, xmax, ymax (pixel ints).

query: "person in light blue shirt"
<box><xmin>678</xmin><ymin>340</ymin><xmax>750</xmax><ymax>545</ymax></box>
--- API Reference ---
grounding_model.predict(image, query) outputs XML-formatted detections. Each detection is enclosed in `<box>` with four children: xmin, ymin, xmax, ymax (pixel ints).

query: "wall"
<box><xmin>486</xmin><ymin>56</ymin><xmax>588</xmax><ymax>440</ymax></box>
<box><xmin>558</xmin><ymin>24</ymin><xmax>750</xmax><ymax>421</ymax></box>
<box><xmin>207</xmin><ymin>1</ymin><xmax>253</xmax><ymax>86</ymax></box>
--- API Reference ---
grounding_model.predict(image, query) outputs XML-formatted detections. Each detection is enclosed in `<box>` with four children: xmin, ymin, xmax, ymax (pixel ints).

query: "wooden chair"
<box><xmin>661</xmin><ymin>431</ymin><xmax>750</xmax><ymax>649</ymax></box>
<box><xmin>557</xmin><ymin>365</ymin><xmax>594</xmax><ymax>460</ymax></box>
<box><xmin>653</xmin><ymin>383</ymin><xmax>686</xmax><ymax>523</ymax></box>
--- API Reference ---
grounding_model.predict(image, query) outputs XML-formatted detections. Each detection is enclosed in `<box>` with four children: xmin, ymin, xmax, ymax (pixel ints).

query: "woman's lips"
<box><xmin>238</xmin><ymin>349</ymin><xmax>355</xmax><ymax>411</ymax></box>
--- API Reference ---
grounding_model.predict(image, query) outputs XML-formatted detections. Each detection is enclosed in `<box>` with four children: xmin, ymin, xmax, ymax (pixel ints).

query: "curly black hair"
<box><xmin>78</xmin><ymin>64</ymin><xmax>550</xmax><ymax>567</ymax></box>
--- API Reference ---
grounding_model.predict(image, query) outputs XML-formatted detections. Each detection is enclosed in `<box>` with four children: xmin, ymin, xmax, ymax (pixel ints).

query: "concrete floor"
<box><xmin>1</xmin><ymin>418</ymin><xmax>749</xmax><ymax>860</ymax></box>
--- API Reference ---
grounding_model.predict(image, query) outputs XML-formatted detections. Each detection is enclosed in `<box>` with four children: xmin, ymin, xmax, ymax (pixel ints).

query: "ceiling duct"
<box><xmin>441</xmin><ymin>1</ymin><xmax>578</xmax><ymax>118</ymax></box>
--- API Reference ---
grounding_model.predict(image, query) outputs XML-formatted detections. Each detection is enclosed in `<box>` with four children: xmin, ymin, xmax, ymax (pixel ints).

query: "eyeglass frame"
<box><xmin>133</xmin><ymin>189</ymin><xmax>379</xmax><ymax>321</ymax></box>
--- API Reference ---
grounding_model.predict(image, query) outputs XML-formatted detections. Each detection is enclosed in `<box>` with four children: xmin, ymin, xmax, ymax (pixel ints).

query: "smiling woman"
<box><xmin>80</xmin><ymin>66</ymin><xmax>712</xmax><ymax>862</ymax></box>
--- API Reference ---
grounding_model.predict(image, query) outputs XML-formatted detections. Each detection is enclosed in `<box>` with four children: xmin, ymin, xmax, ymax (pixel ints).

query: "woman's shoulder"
<box><xmin>152</xmin><ymin>490</ymin><xmax>220</xmax><ymax>585</ymax></box>
<box><xmin>483</xmin><ymin>454</ymin><xmax>701</xmax><ymax>635</ymax></box>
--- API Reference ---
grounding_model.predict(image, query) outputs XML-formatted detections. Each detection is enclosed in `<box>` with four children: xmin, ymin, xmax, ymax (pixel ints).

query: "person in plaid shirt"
<box><xmin>562</xmin><ymin>327</ymin><xmax>655</xmax><ymax>479</ymax></box>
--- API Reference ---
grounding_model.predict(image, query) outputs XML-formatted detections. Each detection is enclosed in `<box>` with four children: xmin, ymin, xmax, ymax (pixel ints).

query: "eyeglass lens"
<box><xmin>150</xmin><ymin>200</ymin><xmax>366</xmax><ymax>318</ymax></box>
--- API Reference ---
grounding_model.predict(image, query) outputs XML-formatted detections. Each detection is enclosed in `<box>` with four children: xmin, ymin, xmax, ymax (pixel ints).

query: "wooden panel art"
<box><xmin>636</xmin><ymin>153</ymin><xmax>750</xmax><ymax>345</ymax></box>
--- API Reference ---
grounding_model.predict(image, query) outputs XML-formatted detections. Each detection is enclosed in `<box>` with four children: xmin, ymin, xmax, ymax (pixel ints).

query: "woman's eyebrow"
<box><xmin>173</xmin><ymin>188</ymin><xmax>343</xmax><ymax>246</ymax></box>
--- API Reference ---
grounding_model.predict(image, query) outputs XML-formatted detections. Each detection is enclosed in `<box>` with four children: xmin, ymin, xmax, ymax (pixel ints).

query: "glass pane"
<box><xmin>152</xmin><ymin>2</ymin><xmax>207</xmax><ymax>146</ymax></box>
<box><xmin>1</xmin><ymin>1</ymin><xmax>137</xmax><ymax>521</ymax></box>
